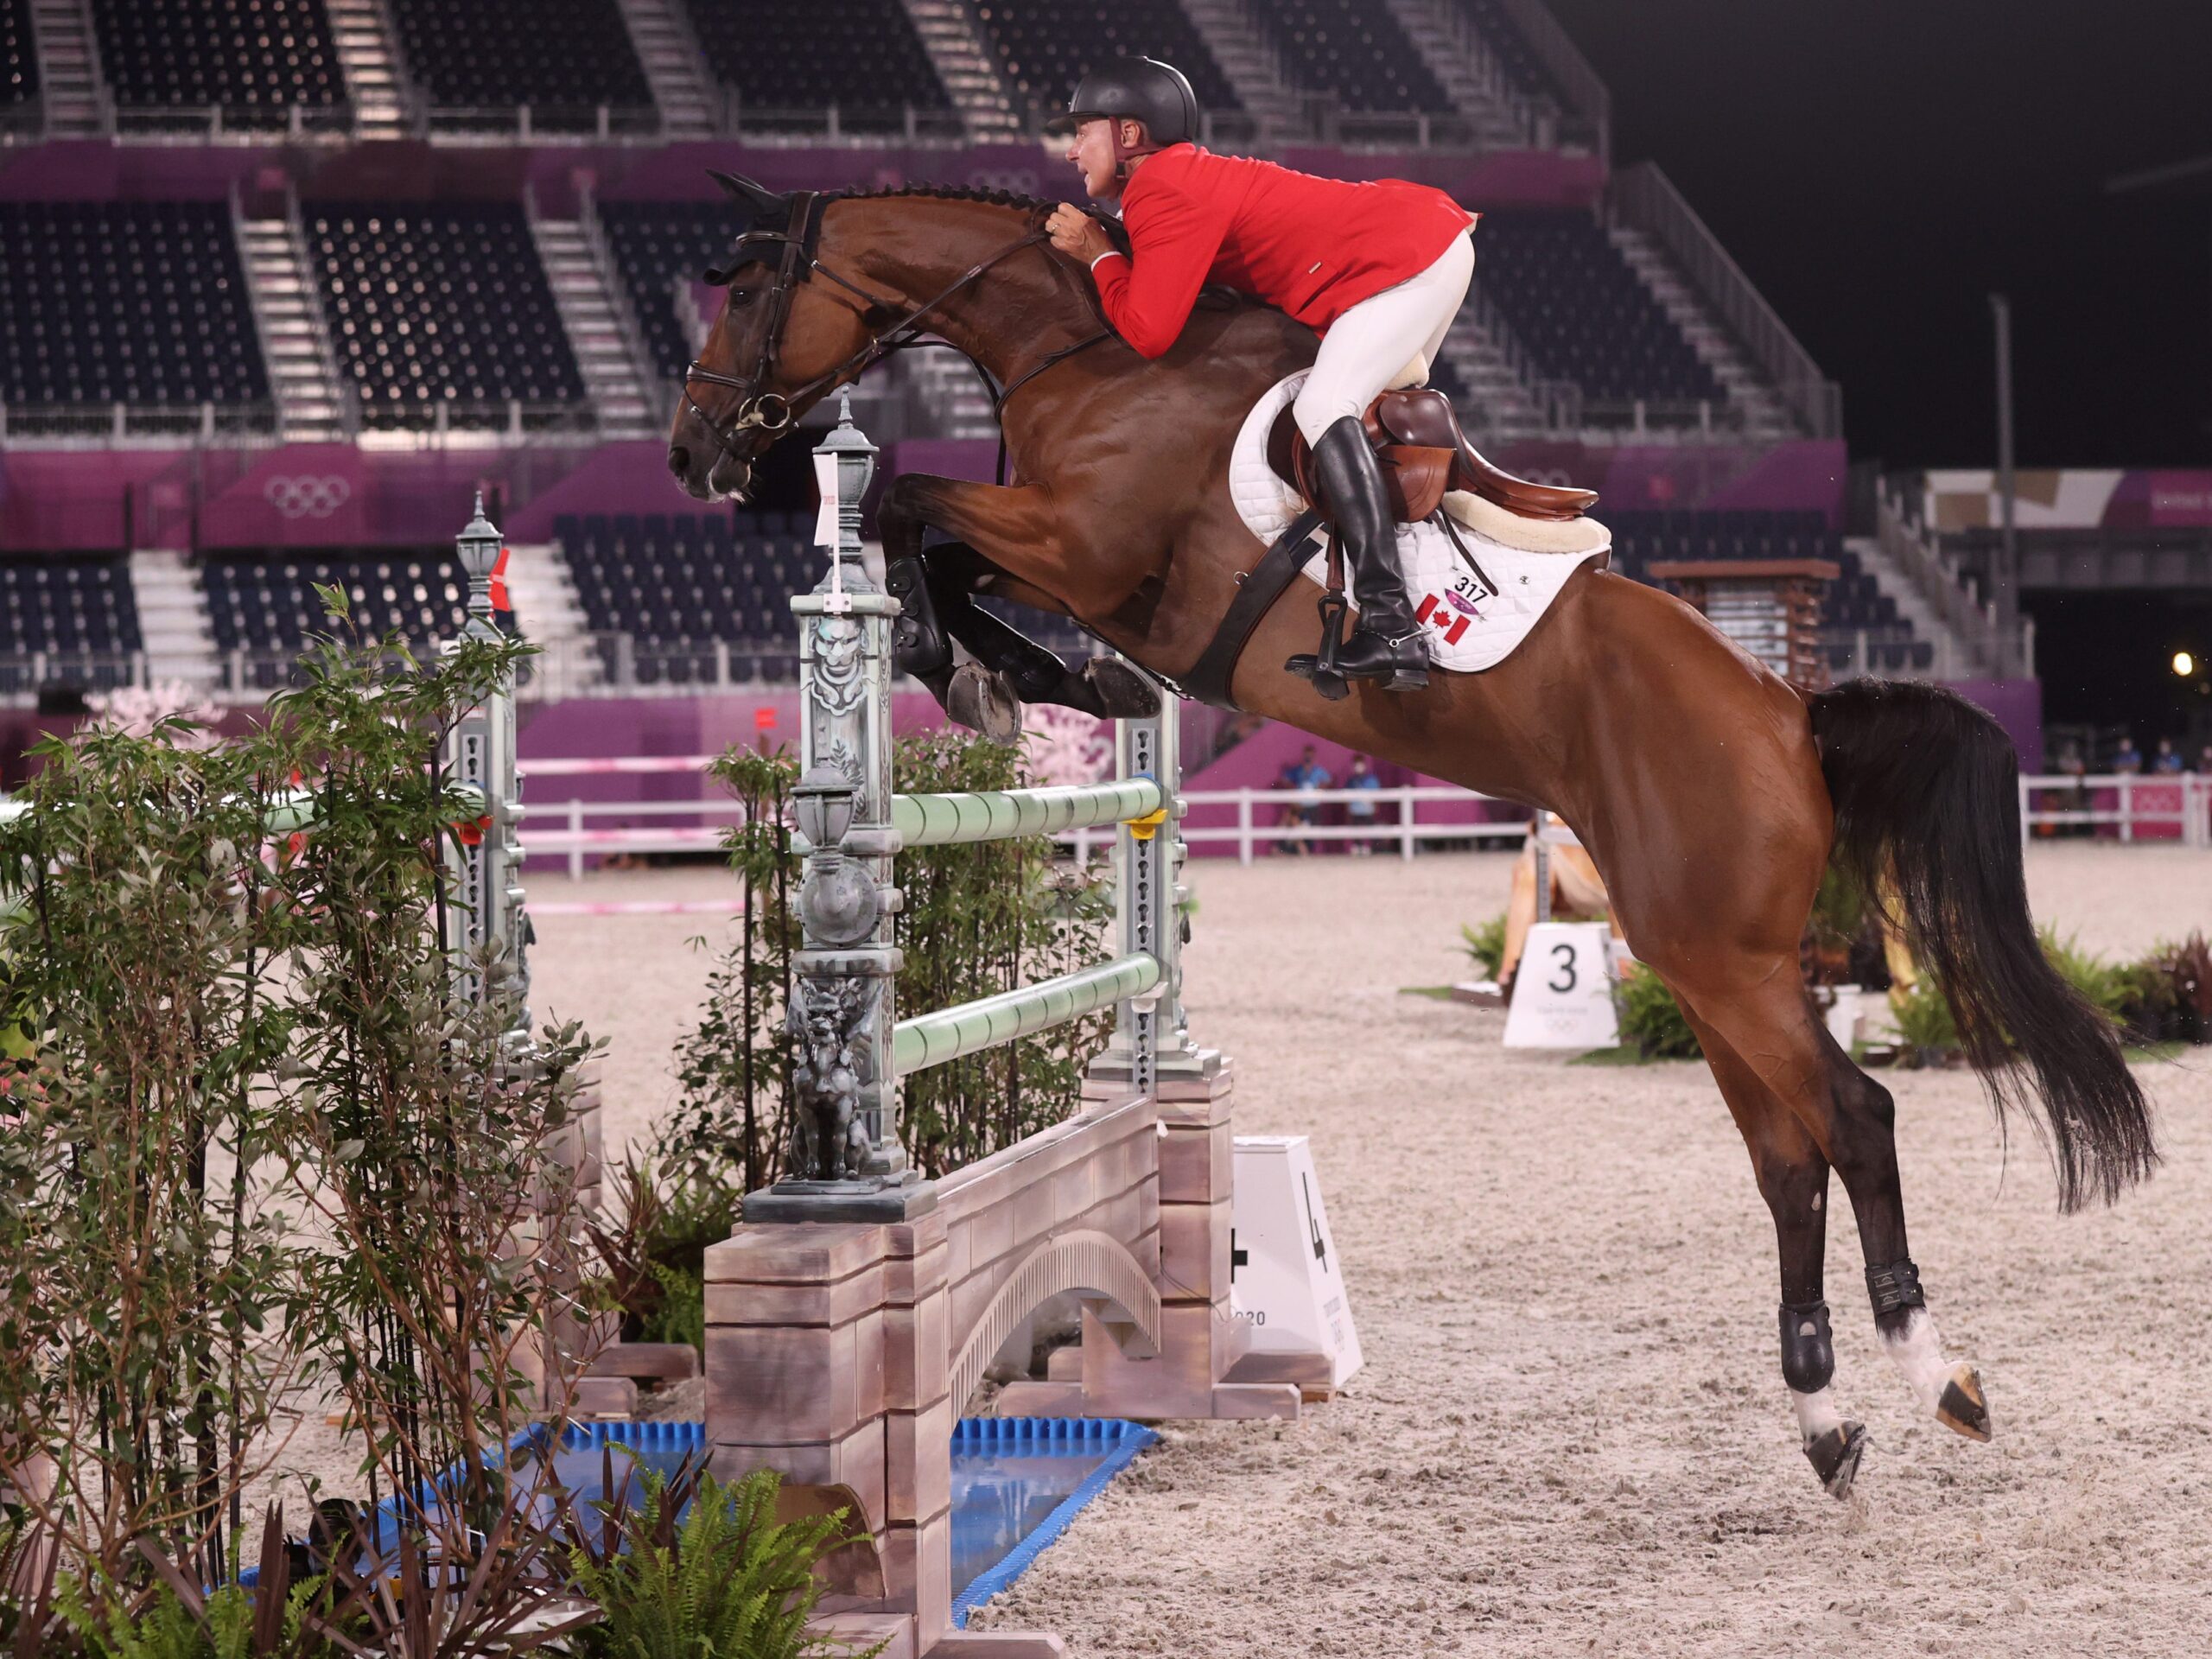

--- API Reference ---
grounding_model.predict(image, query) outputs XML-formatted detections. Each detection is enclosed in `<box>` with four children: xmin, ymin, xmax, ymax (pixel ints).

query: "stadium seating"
<box><xmin>1450</xmin><ymin>0</ymin><xmax>1568</xmax><ymax>110</ymax></box>
<box><xmin>970</xmin><ymin>0</ymin><xmax>1241</xmax><ymax>122</ymax></box>
<box><xmin>3</xmin><ymin>0</ymin><xmax>37</xmax><ymax>113</ymax></box>
<box><xmin>1476</xmin><ymin>213</ymin><xmax>1721</xmax><ymax>406</ymax></box>
<box><xmin>88</xmin><ymin>0</ymin><xmax>344</xmax><ymax>126</ymax></box>
<box><xmin>199</xmin><ymin>550</ymin><xmax>469</xmax><ymax>653</ymax></box>
<box><xmin>384</xmin><ymin>0</ymin><xmax>652</xmax><ymax>127</ymax></box>
<box><xmin>558</xmin><ymin>509</ymin><xmax>831</xmax><ymax>682</ymax></box>
<box><xmin>1255</xmin><ymin>0</ymin><xmax>1451</xmax><ymax>114</ymax></box>
<box><xmin>302</xmin><ymin>203</ymin><xmax>587</xmax><ymax>429</ymax></box>
<box><xmin>1601</xmin><ymin>509</ymin><xmax>1929</xmax><ymax>669</ymax></box>
<box><xmin>0</xmin><ymin>202</ymin><xmax>270</xmax><ymax>409</ymax></box>
<box><xmin>682</xmin><ymin>0</ymin><xmax>952</xmax><ymax>133</ymax></box>
<box><xmin>597</xmin><ymin>201</ymin><xmax>728</xmax><ymax>380</ymax></box>
<box><xmin>0</xmin><ymin>556</ymin><xmax>140</xmax><ymax>658</ymax></box>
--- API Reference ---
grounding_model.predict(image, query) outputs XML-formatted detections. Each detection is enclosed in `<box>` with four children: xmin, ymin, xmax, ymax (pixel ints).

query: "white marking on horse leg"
<box><xmin>1790</xmin><ymin>1386</ymin><xmax>1846</xmax><ymax>1443</ymax></box>
<box><xmin>1880</xmin><ymin>1306</ymin><xmax>1954</xmax><ymax>1412</ymax></box>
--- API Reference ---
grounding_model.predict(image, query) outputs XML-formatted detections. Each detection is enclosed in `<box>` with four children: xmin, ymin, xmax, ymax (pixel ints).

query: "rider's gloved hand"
<box><xmin>1046</xmin><ymin>205</ymin><xmax>1116</xmax><ymax>267</ymax></box>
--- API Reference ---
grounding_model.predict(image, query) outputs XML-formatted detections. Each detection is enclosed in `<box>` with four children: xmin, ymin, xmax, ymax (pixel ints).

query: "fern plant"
<box><xmin>1459</xmin><ymin>914</ymin><xmax>1507</xmax><ymax>981</ymax></box>
<box><xmin>1615</xmin><ymin>965</ymin><xmax>1701</xmax><ymax>1059</ymax></box>
<box><xmin>568</xmin><ymin>1467</ymin><xmax>881</xmax><ymax>1659</ymax></box>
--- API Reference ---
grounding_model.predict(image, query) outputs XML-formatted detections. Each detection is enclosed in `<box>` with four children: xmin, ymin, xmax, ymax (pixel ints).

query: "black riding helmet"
<box><xmin>1043</xmin><ymin>56</ymin><xmax>1199</xmax><ymax>148</ymax></box>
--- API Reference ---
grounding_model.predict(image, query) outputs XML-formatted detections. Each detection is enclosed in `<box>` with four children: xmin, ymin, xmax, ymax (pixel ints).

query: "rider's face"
<box><xmin>1065</xmin><ymin>118</ymin><xmax>1129</xmax><ymax>200</ymax></box>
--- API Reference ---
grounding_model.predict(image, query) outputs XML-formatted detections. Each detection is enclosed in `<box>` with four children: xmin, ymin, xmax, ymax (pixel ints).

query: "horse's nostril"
<box><xmin>668</xmin><ymin>446</ymin><xmax>690</xmax><ymax>478</ymax></box>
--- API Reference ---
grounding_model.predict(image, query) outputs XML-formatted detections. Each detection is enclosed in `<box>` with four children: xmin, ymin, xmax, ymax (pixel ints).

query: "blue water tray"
<box><xmin>947</xmin><ymin>1417</ymin><xmax>1157</xmax><ymax>1628</ymax></box>
<box><xmin>283</xmin><ymin>1416</ymin><xmax>1156</xmax><ymax>1626</ymax></box>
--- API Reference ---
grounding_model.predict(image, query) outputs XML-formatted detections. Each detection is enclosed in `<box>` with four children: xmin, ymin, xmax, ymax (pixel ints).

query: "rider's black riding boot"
<box><xmin>1303</xmin><ymin>415</ymin><xmax>1429</xmax><ymax>690</ymax></box>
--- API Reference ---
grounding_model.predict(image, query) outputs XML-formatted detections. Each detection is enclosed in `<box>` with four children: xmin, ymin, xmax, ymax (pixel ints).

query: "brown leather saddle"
<box><xmin>1266</xmin><ymin>388</ymin><xmax>1599</xmax><ymax>526</ymax></box>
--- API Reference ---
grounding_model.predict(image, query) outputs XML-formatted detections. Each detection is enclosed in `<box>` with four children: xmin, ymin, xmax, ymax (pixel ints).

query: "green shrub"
<box><xmin>569</xmin><ymin>1468</ymin><xmax>882</xmax><ymax>1659</ymax></box>
<box><xmin>2038</xmin><ymin>926</ymin><xmax>2129</xmax><ymax>1024</ymax></box>
<box><xmin>2115</xmin><ymin>932</ymin><xmax>2212</xmax><ymax>1045</ymax></box>
<box><xmin>667</xmin><ymin>731</ymin><xmax>1115</xmax><ymax>1193</ymax></box>
<box><xmin>1459</xmin><ymin>914</ymin><xmax>1507</xmax><ymax>981</ymax></box>
<box><xmin>1891</xmin><ymin>976</ymin><xmax>1959</xmax><ymax>1054</ymax></box>
<box><xmin>1616</xmin><ymin>966</ymin><xmax>1702</xmax><ymax>1059</ymax></box>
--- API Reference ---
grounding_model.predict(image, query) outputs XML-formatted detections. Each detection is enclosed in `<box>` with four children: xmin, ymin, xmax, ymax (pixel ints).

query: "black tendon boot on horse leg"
<box><xmin>918</xmin><ymin>537</ymin><xmax>1162</xmax><ymax>721</ymax></box>
<box><xmin>1293</xmin><ymin>416</ymin><xmax>1428</xmax><ymax>690</ymax></box>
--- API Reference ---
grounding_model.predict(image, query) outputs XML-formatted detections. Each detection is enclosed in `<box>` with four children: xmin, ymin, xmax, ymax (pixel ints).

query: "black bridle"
<box><xmin>681</xmin><ymin>189</ymin><xmax>1111</xmax><ymax>474</ymax></box>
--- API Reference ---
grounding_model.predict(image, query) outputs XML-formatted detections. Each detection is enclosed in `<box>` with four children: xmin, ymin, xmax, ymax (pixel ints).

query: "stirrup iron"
<box><xmin>1285</xmin><ymin>589</ymin><xmax>1352</xmax><ymax>702</ymax></box>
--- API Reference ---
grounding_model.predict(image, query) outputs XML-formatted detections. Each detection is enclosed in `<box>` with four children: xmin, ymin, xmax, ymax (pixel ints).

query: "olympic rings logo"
<box><xmin>263</xmin><ymin>474</ymin><xmax>353</xmax><ymax>519</ymax></box>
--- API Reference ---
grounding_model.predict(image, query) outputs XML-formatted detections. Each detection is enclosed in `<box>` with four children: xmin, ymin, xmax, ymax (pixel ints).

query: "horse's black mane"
<box><xmin>830</xmin><ymin>181</ymin><xmax>1060</xmax><ymax>216</ymax></box>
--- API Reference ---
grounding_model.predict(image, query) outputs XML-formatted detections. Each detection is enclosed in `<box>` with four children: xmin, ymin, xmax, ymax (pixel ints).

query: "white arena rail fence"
<box><xmin>516</xmin><ymin>764</ymin><xmax>1531</xmax><ymax>876</ymax></box>
<box><xmin>2018</xmin><ymin>773</ymin><xmax>2212</xmax><ymax>846</ymax></box>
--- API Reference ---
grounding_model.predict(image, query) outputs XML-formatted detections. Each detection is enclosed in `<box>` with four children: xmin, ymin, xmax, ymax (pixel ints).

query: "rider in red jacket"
<box><xmin>1047</xmin><ymin>58</ymin><xmax>1478</xmax><ymax>690</ymax></box>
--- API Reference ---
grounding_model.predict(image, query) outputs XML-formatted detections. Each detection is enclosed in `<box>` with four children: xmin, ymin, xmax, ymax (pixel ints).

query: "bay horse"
<box><xmin>664</xmin><ymin>178</ymin><xmax>2155</xmax><ymax>1498</ymax></box>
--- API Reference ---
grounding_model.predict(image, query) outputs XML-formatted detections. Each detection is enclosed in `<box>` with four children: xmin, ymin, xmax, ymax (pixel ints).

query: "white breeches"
<box><xmin>1292</xmin><ymin>232</ymin><xmax>1476</xmax><ymax>445</ymax></box>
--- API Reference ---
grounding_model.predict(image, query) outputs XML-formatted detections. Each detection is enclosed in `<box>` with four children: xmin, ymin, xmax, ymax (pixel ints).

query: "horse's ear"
<box><xmin>709</xmin><ymin>169</ymin><xmax>785</xmax><ymax>215</ymax></box>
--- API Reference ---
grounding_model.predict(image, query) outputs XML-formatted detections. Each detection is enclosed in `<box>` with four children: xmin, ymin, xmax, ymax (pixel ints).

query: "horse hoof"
<box><xmin>1080</xmin><ymin>658</ymin><xmax>1163</xmax><ymax>719</ymax></box>
<box><xmin>1936</xmin><ymin>1364</ymin><xmax>1993</xmax><ymax>1442</ymax></box>
<box><xmin>1804</xmin><ymin>1421</ymin><xmax>1869</xmax><ymax>1499</ymax></box>
<box><xmin>947</xmin><ymin>663</ymin><xmax>1021</xmax><ymax>743</ymax></box>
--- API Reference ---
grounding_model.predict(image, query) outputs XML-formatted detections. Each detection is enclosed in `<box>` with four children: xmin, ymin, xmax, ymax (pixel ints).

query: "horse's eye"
<box><xmin>730</xmin><ymin>288</ymin><xmax>757</xmax><ymax>309</ymax></box>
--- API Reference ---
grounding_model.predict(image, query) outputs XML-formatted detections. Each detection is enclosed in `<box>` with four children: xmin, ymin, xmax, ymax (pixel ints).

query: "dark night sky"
<box><xmin>1541</xmin><ymin>0</ymin><xmax>2212</xmax><ymax>470</ymax></box>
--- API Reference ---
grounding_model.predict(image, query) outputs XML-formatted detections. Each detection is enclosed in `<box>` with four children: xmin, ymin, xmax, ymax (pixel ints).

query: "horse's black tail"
<box><xmin>1808</xmin><ymin>678</ymin><xmax>2157</xmax><ymax>1211</ymax></box>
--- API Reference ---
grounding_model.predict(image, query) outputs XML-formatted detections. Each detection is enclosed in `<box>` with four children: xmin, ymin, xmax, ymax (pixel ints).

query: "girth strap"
<box><xmin>1179</xmin><ymin>507</ymin><xmax>1325</xmax><ymax>709</ymax></box>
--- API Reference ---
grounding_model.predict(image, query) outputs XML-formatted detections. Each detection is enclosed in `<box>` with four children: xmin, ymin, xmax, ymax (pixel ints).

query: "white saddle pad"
<box><xmin>1228</xmin><ymin>372</ymin><xmax>1608</xmax><ymax>674</ymax></box>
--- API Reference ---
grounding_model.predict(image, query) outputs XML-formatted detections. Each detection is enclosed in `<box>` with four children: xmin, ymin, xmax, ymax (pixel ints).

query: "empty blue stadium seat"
<box><xmin>1254</xmin><ymin>0</ymin><xmax>1452</xmax><ymax>114</ymax></box>
<box><xmin>1476</xmin><ymin>213</ymin><xmax>1722</xmax><ymax>405</ymax></box>
<box><xmin>971</xmin><ymin>0</ymin><xmax>1241</xmax><ymax>124</ymax></box>
<box><xmin>3</xmin><ymin>0</ymin><xmax>38</xmax><ymax>111</ymax></box>
<box><xmin>0</xmin><ymin>556</ymin><xmax>141</xmax><ymax>656</ymax></box>
<box><xmin>200</xmin><ymin>550</ymin><xmax>473</xmax><ymax>652</ymax></box>
<box><xmin>683</xmin><ymin>0</ymin><xmax>951</xmax><ymax>132</ymax></box>
<box><xmin>1602</xmin><ymin>510</ymin><xmax>1910</xmax><ymax>656</ymax></box>
<box><xmin>88</xmin><ymin>0</ymin><xmax>343</xmax><ymax>125</ymax></box>
<box><xmin>1448</xmin><ymin>0</ymin><xmax>1567</xmax><ymax>109</ymax></box>
<box><xmin>302</xmin><ymin>203</ymin><xmax>587</xmax><ymax>429</ymax></box>
<box><xmin>598</xmin><ymin>201</ymin><xmax>729</xmax><ymax>380</ymax></box>
<box><xmin>384</xmin><ymin>0</ymin><xmax>652</xmax><ymax>125</ymax></box>
<box><xmin>0</xmin><ymin>202</ymin><xmax>270</xmax><ymax>409</ymax></box>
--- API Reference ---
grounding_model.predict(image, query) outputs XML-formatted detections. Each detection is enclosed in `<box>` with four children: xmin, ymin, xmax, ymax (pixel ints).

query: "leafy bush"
<box><xmin>2038</xmin><ymin>926</ymin><xmax>2130</xmax><ymax>1024</ymax></box>
<box><xmin>1459</xmin><ymin>914</ymin><xmax>1506</xmax><ymax>981</ymax></box>
<box><xmin>1891</xmin><ymin>976</ymin><xmax>1960</xmax><ymax>1055</ymax></box>
<box><xmin>0</xmin><ymin>613</ymin><xmax>599</xmax><ymax>1620</ymax></box>
<box><xmin>1616</xmin><ymin>966</ymin><xmax>1702</xmax><ymax>1059</ymax></box>
<box><xmin>568</xmin><ymin>1467</ymin><xmax>881</xmax><ymax>1659</ymax></box>
<box><xmin>664</xmin><ymin>731</ymin><xmax>1116</xmax><ymax>1194</ymax></box>
<box><xmin>892</xmin><ymin>730</ymin><xmax>1114</xmax><ymax>1178</ymax></box>
<box><xmin>2117</xmin><ymin>932</ymin><xmax>2212</xmax><ymax>1046</ymax></box>
<box><xmin>588</xmin><ymin>1159</ymin><xmax>732</xmax><ymax>1352</ymax></box>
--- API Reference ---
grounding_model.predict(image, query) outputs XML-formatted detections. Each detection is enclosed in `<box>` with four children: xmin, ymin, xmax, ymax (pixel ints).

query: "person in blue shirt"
<box><xmin>1274</xmin><ymin>745</ymin><xmax>1332</xmax><ymax>855</ymax></box>
<box><xmin>2152</xmin><ymin>737</ymin><xmax>2184</xmax><ymax>775</ymax></box>
<box><xmin>1344</xmin><ymin>753</ymin><xmax>1382</xmax><ymax>856</ymax></box>
<box><xmin>2111</xmin><ymin>735</ymin><xmax>2143</xmax><ymax>775</ymax></box>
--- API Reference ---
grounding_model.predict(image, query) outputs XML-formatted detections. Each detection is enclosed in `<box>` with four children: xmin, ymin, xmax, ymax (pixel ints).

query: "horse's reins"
<box><xmin>683</xmin><ymin>190</ymin><xmax>1111</xmax><ymax>478</ymax></box>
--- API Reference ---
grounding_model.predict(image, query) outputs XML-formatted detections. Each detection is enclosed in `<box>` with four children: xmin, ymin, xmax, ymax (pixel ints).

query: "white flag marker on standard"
<box><xmin>812</xmin><ymin>449</ymin><xmax>840</xmax><ymax>548</ymax></box>
<box><xmin>1230</xmin><ymin>1135</ymin><xmax>1363</xmax><ymax>1388</ymax></box>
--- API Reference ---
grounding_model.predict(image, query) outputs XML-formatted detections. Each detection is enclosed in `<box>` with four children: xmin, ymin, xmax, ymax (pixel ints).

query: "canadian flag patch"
<box><xmin>1416</xmin><ymin>590</ymin><xmax>1473</xmax><ymax>645</ymax></box>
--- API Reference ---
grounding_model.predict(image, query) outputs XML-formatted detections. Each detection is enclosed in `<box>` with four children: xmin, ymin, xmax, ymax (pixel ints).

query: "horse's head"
<box><xmin>668</xmin><ymin>173</ymin><xmax>880</xmax><ymax>502</ymax></box>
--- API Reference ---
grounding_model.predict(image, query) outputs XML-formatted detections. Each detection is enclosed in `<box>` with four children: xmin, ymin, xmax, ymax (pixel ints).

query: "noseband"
<box><xmin>683</xmin><ymin>190</ymin><xmax>1103</xmax><ymax>473</ymax></box>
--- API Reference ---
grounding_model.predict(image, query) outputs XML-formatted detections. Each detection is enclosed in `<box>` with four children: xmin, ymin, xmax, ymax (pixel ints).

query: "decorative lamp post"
<box><xmin>443</xmin><ymin>492</ymin><xmax>529</xmax><ymax>1047</ymax></box>
<box><xmin>746</xmin><ymin>396</ymin><xmax>933</xmax><ymax>1222</ymax></box>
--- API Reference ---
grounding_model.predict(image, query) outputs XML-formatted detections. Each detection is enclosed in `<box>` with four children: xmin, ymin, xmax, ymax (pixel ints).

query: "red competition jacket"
<box><xmin>1090</xmin><ymin>144</ymin><xmax>1477</xmax><ymax>358</ymax></box>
